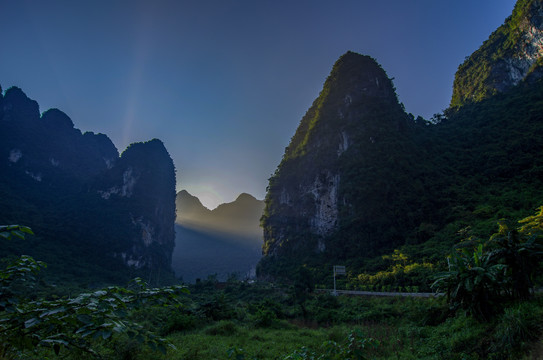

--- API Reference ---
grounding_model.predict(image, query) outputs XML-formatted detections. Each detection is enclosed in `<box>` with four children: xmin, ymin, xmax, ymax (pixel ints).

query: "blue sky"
<box><xmin>0</xmin><ymin>0</ymin><xmax>516</xmax><ymax>208</ymax></box>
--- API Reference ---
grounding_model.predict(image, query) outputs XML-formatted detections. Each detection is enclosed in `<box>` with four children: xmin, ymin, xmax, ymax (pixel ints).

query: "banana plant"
<box><xmin>432</xmin><ymin>243</ymin><xmax>505</xmax><ymax>320</ymax></box>
<box><xmin>487</xmin><ymin>219</ymin><xmax>543</xmax><ymax>299</ymax></box>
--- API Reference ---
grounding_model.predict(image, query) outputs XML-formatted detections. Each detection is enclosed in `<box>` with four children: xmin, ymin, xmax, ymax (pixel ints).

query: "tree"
<box><xmin>518</xmin><ymin>205</ymin><xmax>543</xmax><ymax>235</ymax></box>
<box><xmin>432</xmin><ymin>206</ymin><xmax>543</xmax><ymax>320</ymax></box>
<box><xmin>292</xmin><ymin>266</ymin><xmax>315</xmax><ymax>319</ymax></box>
<box><xmin>0</xmin><ymin>225</ymin><xmax>187</xmax><ymax>359</ymax></box>
<box><xmin>432</xmin><ymin>243</ymin><xmax>505</xmax><ymax>320</ymax></box>
<box><xmin>487</xmin><ymin>211</ymin><xmax>543</xmax><ymax>299</ymax></box>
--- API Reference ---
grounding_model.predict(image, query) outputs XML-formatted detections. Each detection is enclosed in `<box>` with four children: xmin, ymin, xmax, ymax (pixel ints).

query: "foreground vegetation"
<box><xmin>2</xmin><ymin>204</ymin><xmax>542</xmax><ymax>359</ymax></box>
<box><xmin>26</xmin><ymin>279</ymin><xmax>539</xmax><ymax>360</ymax></box>
<box><xmin>142</xmin><ymin>281</ymin><xmax>543</xmax><ymax>360</ymax></box>
<box><xmin>2</xmin><ymin>277</ymin><xmax>543</xmax><ymax>360</ymax></box>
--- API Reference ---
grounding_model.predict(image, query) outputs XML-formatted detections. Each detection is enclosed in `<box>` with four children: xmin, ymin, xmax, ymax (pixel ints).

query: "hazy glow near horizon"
<box><xmin>0</xmin><ymin>0</ymin><xmax>516</xmax><ymax>209</ymax></box>
<box><xmin>186</xmin><ymin>184</ymin><xmax>225</xmax><ymax>210</ymax></box>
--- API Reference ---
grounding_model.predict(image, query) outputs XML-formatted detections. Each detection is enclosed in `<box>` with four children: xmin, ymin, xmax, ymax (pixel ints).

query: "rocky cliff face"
<box><xmin>451</xmin><ymin>0</ymin><xmax>543</xmax><ymax>107</ymax></box>
<box><xmin>0</xmin><ymin>85</ymin><xmax>176</xmax><ymax>284</ymax></box>
<box><xmin>95</xmin><ymin>139</ymin><xmax>176</xmax><ymax>271</ymax></box>
<box><xmin>260</xmin><ymin>52</ymin><xmax>430</xmax><ymax>275</ymax></box>
<box><xmin>0</xmin><ymin>87</ymin><xmax>118</xmax><ymax>184</ymax></box>
<box><xmin>260</xmin><ymin>1</ymin><xmax>543</xmax><ymax>282</ymax></box>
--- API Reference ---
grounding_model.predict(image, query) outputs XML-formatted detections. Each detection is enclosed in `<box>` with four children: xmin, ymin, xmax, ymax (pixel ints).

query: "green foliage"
<box><xmin>488</xmin><ymin>220</ymin><xmax>543</xmax><ymax>299</ymax></box>
<box><xmin>0</xmin><ymin>224</ymin><xmax>34</xmax><ymax>241</ymax></box>
<box><xmin>204</xmin><ymin>320</ymin><xmax>238</xmax><ymax>336</ymax></box>
<box><xmin>518</xmin><ymin>205</ymin><xmax>543</xmax><ymax>234</ymax></box>
<box><xmin>261</xmin><ymin>41</ymin><xmax>543</xmax><ymax>289</ymax></box>
<box><xmin>490</xmin><ymin>301</ymin><xmax>543</xmax><ymax>358</ymax></box>
<box><xmin>197</xmin><ymin>292</ymin><xmax>236</xmax><ymax>321</ymax></box>
<box><xmin>432</xmin><ymin>243</ymin><xmax>505</xmax><ymax>320</ymax></box>
<box><xmin>0</xmin><ymin>225</ymin><xmax>188</xmax><ymax>359</ymax></box>
<box><xmin>281</xmin><ymin>329</ymin><xmax>379</xmax><ymax>360</ymax></box>
<box><xmin>227</xmin><ymin>346</ymin><xmax>257</xmax><ymax>360</ymax></box>
<box><xmin>0</xmin><ymin>254</ymin><xmax>46</xmax><ymax>313</ymax></box>
<box><xmin>450</xmin><ymin>0</ymin><xmax>538</xmax><ymax>107</ymax></box>
<box><xmin>131</xmin><ymin>278</ymin><xmax>543</xmax><ymax>360</ymax></box>
<box><xmin>433</xmin><ymin>206</ymin><xmax>543</xmax><ymax>320</ymax></box>
<box><xmin>161</xmin><ymin>312</ymin><xmax>201</xmax><ymax>335</ymax></box>
<box><xmin>1</xmin><ymin>277</ymin><xmax>187</xmax><ymax>358</ymax></box>
<box><xmin>353</xmin><ymin>249</ymin><xmax>435</xmax><ymax>291</ymax></box>
<box><xmin>250</xmin><ymin>307</ymin><xmax>278</xmax><ymax>328</ymax></box>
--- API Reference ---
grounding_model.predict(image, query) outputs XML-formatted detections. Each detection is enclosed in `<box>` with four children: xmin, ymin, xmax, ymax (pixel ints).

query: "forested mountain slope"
<box><xmin>0</xmin><ymin>86</ymin><xmax>176</xmax><ymax>286</ymax></box>
<box><xmin>259</xmin><ymin>0</ymin><xmax>543</xmax><ymax>282</ymax></box>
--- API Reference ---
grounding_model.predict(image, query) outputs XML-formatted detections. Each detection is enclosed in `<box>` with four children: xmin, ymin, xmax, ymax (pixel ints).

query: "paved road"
<box><xmin>316</xmin><ymin>289</ymin><xmax>443</xmax><ymax>297</ymax></box>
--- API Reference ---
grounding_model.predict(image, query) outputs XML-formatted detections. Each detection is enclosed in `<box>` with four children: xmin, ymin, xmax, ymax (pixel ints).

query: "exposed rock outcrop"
<box><xmin>0</xmin><ymin>87</ymin><xmax>118</xmax><ymax>183</ymax></box>
<box><xmin>0</xmin><ymin>86</ymin><xmax>176</xmax><ymax>284</ymax></box>
<box><xmin>260</xmin><ymin>52</ymin><xmax>427</xmax><ymax>275</ymax></box>
<box><xmin>259</xmin><ymin>1</ymin><xmax>543</xmax><ymax>282</ymax></box>
<box><xmin>451</xmin><ymin>0</ymin><xmax>543</xmax><ymax>107</ymax></box>
<box><xmin>95</xmin><ymin>139</ymin><xmax>176</xmax><ymax>270</ymax></box>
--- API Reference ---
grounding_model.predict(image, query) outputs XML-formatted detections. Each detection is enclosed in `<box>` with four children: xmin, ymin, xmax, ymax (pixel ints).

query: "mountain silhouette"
<box><xmin>172</xmin><ymin>190</ymin><xmax>264</xmax><ymax>282</ymax></box>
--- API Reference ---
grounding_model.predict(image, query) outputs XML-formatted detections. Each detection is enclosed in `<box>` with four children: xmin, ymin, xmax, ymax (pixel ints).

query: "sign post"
<box><xmin>333</xmin><ymin>265</ymin><xmax>345</xmax><ymax>296</ymax></box>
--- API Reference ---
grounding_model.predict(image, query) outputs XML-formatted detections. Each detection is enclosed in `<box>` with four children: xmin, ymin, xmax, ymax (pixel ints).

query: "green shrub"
<box><xmin>281</xmin><ymin>329</ymin><xmax>379</xmax><ymax>360</ymax></box>
<box><xmin>316</xmin><ymin>293</ymin><xmax>340</xmax><ymax>309</ymax></box>
<box><xmin>198</xmin><ymin>293</ymin><xmax>236</xmax><ymax>321</ymax></box>
<box><xmin>327</xmin><ymin>326</ymin><xmax>346</xmax><ymax>343</ymax></box>
<box><xmin>314</xmin><ymin>308</ymin><xmax>338</xmax><ymax>325</ymax></box>
<box><xmin>227</xmin><ymin>347</ymin><xmax>252</xmax><ymax>360</ymax></box>
<box><xmin>251</xmin><ymin>308</ymin><xmax>278</xmax><ymax>328</ymax></box>
<box><xmin>443</xmin><ymin>314</ymin><xmax>487</xmax><ymax>357</ymax></box>
<box><xmin>0</xmin><ymin>225</ymin><xmax>187</xmax><ymax>358</ymax></box>
<box><xmin>418</xmin><ymin>301</ymin><xmax>450</xmax><ymax>326</ymax></box>
<box><xmin>112</xmin><ymin>336</ymin><xmax>144</xmax><ymax>360</ymax></box>
<box><xmin>204</xmin><ymin>320</ymin><xmax>238</xmax><ymax>336</ymax></box>
<box><xmin>491</xmin><ymin>302</ymin><xmax>542</xmax><ymax>357</ymax></box>
<box><xmin>161</xmin><ymin>312</ymin><xmax>201</xmax><ymax>335</ymax></box>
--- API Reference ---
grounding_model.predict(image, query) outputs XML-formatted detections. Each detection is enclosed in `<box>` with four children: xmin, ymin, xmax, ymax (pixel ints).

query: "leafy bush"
<box><xmin>432</xmin><ymin>243</ymin><xmax>505</xmax><ymax>320</ymax></box>
<box><xmin>0</xmin><ymin>225</ymin><xmax>188</xmax><ymax>359</ymax></box>
<box><xmin>282</xmin><ymin>329</ymin><xmax>379</xmax><ymax>360</ymax></box>
<box><xmin>198</xmin><ymin>293</ymin><xmax>236</xmax><ymax>321</ymax></box>
<box><xmin>111</xmin><ymin>335</ymin><xmax>144</xmax><ymax>360</ymax></box>
<box><xmin>491</xmin><ymin>302</ymin><xmax>543</xmax><ymax>357</ymax></box>
<box><xmin>204</xmin><ymin>320</ymin><xmax>239</xmax><ymax>336</ymax></box>
<box><xmin>433</xmin><ymin>207</ymin><xmax>543</xmax><ymax>320</ymax></box>
<box><xmin>161</xmin><ymin>312</ymin><xmax>202</xmax><ymax>335</ymax></box>
<box><xmin>417</xmin><ymin>300</ymin><xmax>450</xmax><ymax>326</ymax></box>
<box><xmin>251</xmin><ymin>308</ymin><xmax>278</xmax><ymax>328</ymax></box>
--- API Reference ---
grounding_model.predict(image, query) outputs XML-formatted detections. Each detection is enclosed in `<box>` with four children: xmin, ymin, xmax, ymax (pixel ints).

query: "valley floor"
<box><xmin>101</xmin><ymin>281</ymin><xmax>543</xmax><ymax>360</ymax></box>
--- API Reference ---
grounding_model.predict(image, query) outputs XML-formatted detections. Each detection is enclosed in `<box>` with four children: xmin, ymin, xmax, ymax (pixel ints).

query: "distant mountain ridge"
<box><xmin>175</xmin><ymin>190</ymin><xmax>212</xmax><ymax>225</ymax></box>
<box><xmin>0</xmin><ymin>86</ymin><xmax>176</xmax><ymax>286</ymax></box>
<box><xmin>176</xmin><ymin>190</ymin><xmax>264</xmax><ymax>241</ymax></box>
<box><xmin>173</xmin><ymin>190</ymin><xmax>264</xmax><ymax>282</ymax></box>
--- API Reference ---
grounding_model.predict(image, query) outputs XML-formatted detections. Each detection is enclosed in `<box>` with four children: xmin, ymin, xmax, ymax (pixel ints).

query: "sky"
<box><xmin>0</xmin><ymin>0</ymin><xmax>517</xmax><ymax>209</ymax></box>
